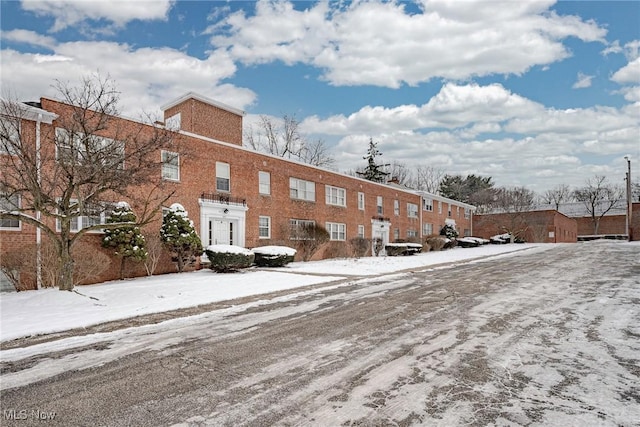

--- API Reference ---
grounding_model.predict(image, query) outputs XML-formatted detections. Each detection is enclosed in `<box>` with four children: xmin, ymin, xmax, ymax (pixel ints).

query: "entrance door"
<box><xmin>209</xmin><ymin>220</ymin><xmax>234</xmax><ymax>245</ymax></box>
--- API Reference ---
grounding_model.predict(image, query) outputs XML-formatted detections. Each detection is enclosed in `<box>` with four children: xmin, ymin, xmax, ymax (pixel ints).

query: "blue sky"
<box><xmin>1</xmin><ymin>0</ymin><xmax>639</xmax><ymax>193</ymax></box>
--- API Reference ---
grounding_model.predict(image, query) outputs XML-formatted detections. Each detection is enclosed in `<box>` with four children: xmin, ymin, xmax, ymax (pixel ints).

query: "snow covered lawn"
<box><xmin>0</xmin><ymin>244</ymin><xmax>542</xmax><ymax>342</ymax></box>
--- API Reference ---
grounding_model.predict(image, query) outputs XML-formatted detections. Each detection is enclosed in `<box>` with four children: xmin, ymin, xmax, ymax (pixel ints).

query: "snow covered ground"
<box><xmin>0</xmin><ymin>244</ymin><xmax>540</xmax><ymax>343</ymax></box>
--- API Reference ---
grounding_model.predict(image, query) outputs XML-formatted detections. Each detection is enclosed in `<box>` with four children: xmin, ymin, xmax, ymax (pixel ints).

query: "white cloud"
<box><xmin>1</xmin><ymin>29</ymin><xmax>57</xmax><ymax>49</ymax></box>
<box><xmin>1</xmin><ymin>42</ymin><xmax>255</xmax><ymax>117</ymax></box>
<box><xmin>21</xmin><ymin>0</ymin><xmax>174</xmax><ymax>32</ymax></box>
<box><xmin>300</xmin><ymin>82</ymin><xmax>638</xmax><ymax>192</ymax></box>
<box><xmin>209</xmin><ymin>0</ymin><xmax>607</xmax><ymax>88</ymax></box>
<box><xmin>611</xmin><ymin>57</ymin><xmax>640</xmax><ymax>84</ymax></box>
<box><xmin>572</xmin><ymin>72</ymin><xmax>593</xmax><ymax>89</ymax></box>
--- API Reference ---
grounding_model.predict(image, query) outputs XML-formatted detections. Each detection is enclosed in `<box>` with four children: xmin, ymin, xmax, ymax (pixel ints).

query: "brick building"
<box><xmin>474</xmin><ymin>210</ymin><xmax>578</xmax><ymax>243</ymax></box>
<box><xmin>1</xmin><ymin>93</ymin><xmax>474</xmax><ymax>289</ymax></box>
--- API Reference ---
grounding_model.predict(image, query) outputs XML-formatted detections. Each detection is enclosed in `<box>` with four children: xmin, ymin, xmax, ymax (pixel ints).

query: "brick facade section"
<box><xmin>574</xmin><ymin>202</ymin><xmax>640</xmax><ymax>240</ymax></box>
<box><xmin>1</xmin><ymin>94</ymin><xmax>473</xmax><ymax>289</ymax></box>
<box><xmin>474</xmin><ymin>210</ymin><xmax>578</xmax><ymax>243</ymax></box>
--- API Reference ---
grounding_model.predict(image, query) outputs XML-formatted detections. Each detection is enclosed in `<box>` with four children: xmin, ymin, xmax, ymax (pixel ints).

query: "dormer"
<box><xmin>160</xmin><ymin>92</ymin><xmax>245</xmax><ymax>145</ymax></box>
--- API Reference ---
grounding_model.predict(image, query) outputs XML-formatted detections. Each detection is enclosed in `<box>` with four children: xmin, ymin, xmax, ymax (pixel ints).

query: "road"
<box><xmin>1</xmin><ymin>241</ymin><xmax>639</xmax><ymax>426</ymax></box>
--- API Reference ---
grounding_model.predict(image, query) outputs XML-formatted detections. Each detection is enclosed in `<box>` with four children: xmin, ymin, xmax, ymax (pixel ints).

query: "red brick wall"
<box><xmin>474</xmin><ymin>210</ymin><xmax>577</xmax><ymax>243</ymax></box>
<box><xmin>575</xmin><ymin>203</ymin><xmax>640</xmax><ymax>240</ymax></box>
<box><xmin>164</xmin><ymin>98</ymin><xmax>243</xmax><ymax>145</ymax></box>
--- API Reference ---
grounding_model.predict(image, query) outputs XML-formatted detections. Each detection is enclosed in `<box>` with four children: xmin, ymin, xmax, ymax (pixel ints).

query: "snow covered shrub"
<box><xmin>206</xmin><ymin>245</ymin><xmax>255</xmax><ymax>273</ymax></box>
<box><xmin>252</xmin><ymin>246</ymin><xmax>296</xmax><ymax>267</ymax></box>
<box><xmin>439</xmin><ymin>224</ymin><xmax>459</xmax><ymax>240</ymax></box>
<box><xmin>160</xmin><ymin>203</ymin><xmax>203</xmax><ymax>272</ymax></box>
<box><xmin>349</xmin><ymin>237</ymin><xmax>370</xmax><ymax>258</ymax></box>
<box><xmin>102</xmin><ymin>202</ymin><xmax>147</xmax><ymax>280</ymax></box>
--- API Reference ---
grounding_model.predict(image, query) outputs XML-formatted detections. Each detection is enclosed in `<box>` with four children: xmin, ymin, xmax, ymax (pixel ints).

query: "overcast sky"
<box><xmin>1</xmin><ymin>0</ymin><xmax>638</xmax><ymax>193</ymax></box>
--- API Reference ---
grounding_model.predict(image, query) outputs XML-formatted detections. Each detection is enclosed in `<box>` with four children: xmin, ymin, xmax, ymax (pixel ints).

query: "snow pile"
<box><xmin>252</xmin><ymin>246</ymin><xmax>297</xmax><ymax>256</ymax></box>
<box><xmin>206</xmin><ymin>244</ymin><xmax>253</xmax><ymax>255</ymax></box>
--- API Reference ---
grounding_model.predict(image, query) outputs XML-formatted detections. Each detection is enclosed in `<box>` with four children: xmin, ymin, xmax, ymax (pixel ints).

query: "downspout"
<box><xmin>36</xmin><ymin>113</ymin><xmax>42</xmax><ymax>289</ymax></box>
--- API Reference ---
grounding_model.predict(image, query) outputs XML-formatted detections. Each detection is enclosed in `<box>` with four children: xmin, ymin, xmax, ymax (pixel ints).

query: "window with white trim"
<box><xmin>258</xmin><ymin>216</ymin><xmax>271</xmax><ymax>239</ymax></box>
<box><xmin>0</xmin><ymin>193</ymin><xmax>20</xmax><ymax>229</ymax></box>
<box><xmin>290</xmin><ymin>178</ymin><xmax>315</xmax><ymax>201</ymax></box>
<box><xmin>289</xmin><ymin>219</ymin><xmax>316</xmax><ymax>240</ymax></box>
<box><xmin>457</xmin><ymin>206</ymin><xmax>460</xmax><ymax>217</ymax></box>
<box><xmin>464</xmin><ymin>208</ymin><xmax>470</xmax><ymax>219</ymax></box>
<box><xmin>56</xmin><ymin>128</ymin><xmax>124</xmax><ymax>169</ymax></box>
<box><xmin>407</xmin><ymin>203</ymin><xmax>418</xmax><ymax>218</ymax></box>
<box><xmin>448</xmin><ymin>204</ymin><xmax>452</xmax><ymax>217</ymax></box>
<box><xmin>438</xmin><ymin>201</ymin><xmax>442</xmax><ymax>214</ymax></box>
<box><xmin>407</xmin><ymin>229</ymin><xmax>418</xmax><ymax>238</ymax></box>
<box><xmin>423</xmin><ymin>198</ymin><xmax>433</xmax><ymax>212</ymax></box>
<box><xmin>394</xmin><ymin>200</ymin><xmax>400</xmax><ymax>216</ymax></box>
<box><xmin>0</xmin><ymin>116</ymin><xmax>20</xmax><ymax>155</ymax></box>
<box><xmin>376</xmin><ymin>196</ymin><xmax>383</xmax><ymax>215</ymax></box>
<box><xmin>393</xmin><ymin>228</ymin><xmax>400</xmax><ymax>240</ymax></box>
<box><xmin>326</xmin><ymin>222</ymin><xmax>346</xmax><ymax>241</ymax></box>
<box><xmin>259</xmin><ymin>171</ymin><xmax>271</xmax><ymax>195</ymax></box>
<box><xmin>216</xmin><ymin>162</ymin><xmax>230</xmax><ymax>192</ymax></box>
<box><xmin>357</xmin><ymin>225</ymin><xmax>365</xmax><ymax>238</ymax></box>
<box><xmin>325</xmin><ymin>185</ymin><xmax>346</xmax><ymax>207</ymax></box>
<box><xmin>161</xmin><ymin>150</ymin><xmax>180</xmax><ymax>181</ymax></box>
<box><xmin>358</xmin><ymin>192</ymin><xmax>365</xmax><ymax>210</ymax></box>
<box><xmin>56</xmin><ymin>200</ymin><xmax>110</xmax><ymax>233</ymax></box>
<box><xmin>423</xmin><ymin>223</ymin><xmax>433</xmax><ymax>235</ymax></box>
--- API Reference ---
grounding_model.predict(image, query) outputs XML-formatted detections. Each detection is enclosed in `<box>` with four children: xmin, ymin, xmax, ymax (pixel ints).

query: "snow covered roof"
<box><xmin>0</xmin><ymin>99</ymin><xmax>58</xmax><ymax>123</ymax></box>
<box><xmin>160</xmin><ymin>92</ymin><xmax>245</xmax><ymax>117</ymax></box>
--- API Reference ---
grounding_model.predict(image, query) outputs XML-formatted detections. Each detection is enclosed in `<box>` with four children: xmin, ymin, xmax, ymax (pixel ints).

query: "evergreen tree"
<box><xmin>160</xmin><ymin>204</ymin><xmax>203</xmax><ymax>272</ymax></box>
<box><xmin>357</xmin><ymin>138</ymin><xmax>389</xmax><ymax>183</ymax></box>
<box><xmin>439</xmin><ymin>224</ymin><xmax>459</xmax><ymax>239</ymax></box>
<box><xmin>102</xmin><ymin>202</ymin><xmax>147</xmax><ymax>280</ymax></box>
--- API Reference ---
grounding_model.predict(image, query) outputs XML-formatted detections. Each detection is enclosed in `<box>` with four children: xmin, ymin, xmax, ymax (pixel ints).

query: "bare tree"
<box><xmin>542</xmin><ymin>184</ymin><xmax>573</xmax><ymax>210</ymax></box>
<box><xmin>412</xmin><ymin>165</ymin><xmax>445</xmax><ymax>193</ymax></box>
<box><xmin>387</xmin><ymin>161</ymin><xmax>411</xmax><ymax>186</ymax></box>
<box><xmin>0</xmin><ymin>74</ymin><xmax>178</xmax><ymax>291</ymax></box>
<box><xmin>244</xmin><ymin>114</ymin><xmax>334</xmax><ymax>168</ymax></box>
<box><xmin>486</xmin><ymin>186</ymin><xmax>536</xmax><ymax>242</ymax></box>
<box><xmin>574</xmin><ymin>175</ymin><xmax>625</xmax><ymax>235</ymax></box>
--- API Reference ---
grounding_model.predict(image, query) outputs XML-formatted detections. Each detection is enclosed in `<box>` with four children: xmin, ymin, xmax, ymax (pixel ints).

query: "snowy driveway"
<box><xmin>1</xmin><ymin>241</ymin><xmax>639</xmax><ymax>426</ymax></box>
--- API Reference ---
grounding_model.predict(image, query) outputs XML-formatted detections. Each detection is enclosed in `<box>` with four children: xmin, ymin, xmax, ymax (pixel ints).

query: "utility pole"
<box><xmin>625</xmin><ymin>155</ymin><xmax>632</xmax><ymax>241</ymax></box>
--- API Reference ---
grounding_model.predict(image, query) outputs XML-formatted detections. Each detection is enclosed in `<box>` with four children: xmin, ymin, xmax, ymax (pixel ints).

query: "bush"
<box><xmin>349</xmin><ymin>237</ymin><xmax>370</xmax><ymax>258</ymax></box>
<box><xmin>293</xmin><ymin>223</ymin><xmax>330</xmax><ymax>261</ymax></box>
<box><xmin>439</xmin><ymin>224</ymin><xmax>459</xmax><ymax>239</ymax></box>
<box><xmin>385</xmin><ymin>243</ymin><xmax>423</xmax><ymax>256</ymax></box>
<box><xmin>252</xmin><ymin>246</ymin><xmax>296</xmax><ymax>267</ymax></box>
<box><xmin>426</xmin><ymin>235</ymin><xmax>448</xmax><ymax>251</ymax></box>
<box><xmin>206</xmin><ymin>245</ymin><xmax>254</xmax><ymax>273</ymax></box>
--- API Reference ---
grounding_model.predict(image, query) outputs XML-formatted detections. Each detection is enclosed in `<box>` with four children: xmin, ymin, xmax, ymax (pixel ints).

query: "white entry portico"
<box><xmin>199</xmin><ymin>195</ymin><xmax>248</xmax><ymax>248</ymax></box>
<box><xmin>371</xmin><ymin>218</ymin><xmax>391</xmax><ymax>256</ymax></box>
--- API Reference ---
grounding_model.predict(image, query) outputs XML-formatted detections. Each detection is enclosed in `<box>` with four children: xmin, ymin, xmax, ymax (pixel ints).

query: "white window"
<box><xmin>165</xmin><ymin>113</ymin><xmax>181</xmax><ymax>130</ymax></box>
<box><xmin>56</xmin><ymin>200</ymin><xmax>109</xmax><ymax>232</ymax></box>
<box><xmin>0</xmin><ymin>193</ymin><xmax>20</xmax><ymax>229</ymax></box>
<box><xmin>325</xmin><ymin>185</ymin><xmax>346</xmax><ymax>207</ymax></box>
<box><xmin>423</xmin><ymin>198</ymin><xmax>433</xmax><ymax>212</ymax></box>
<box><xmin>216</xmin><ymin>162</ymin><xmax>230</xmax><ymax>192</ymax></box>
<box><xmin>407</xmin><ymin>203</ymin><xmax>418</xmax><ymax>218</ymax></box>
<box><xmin>377</xmin><ymin>196</ymin><xmax>383</xmax><ymax>215</ymax></box>
<box><xmin>357</xmin><ymin>224</ymin><xmax>365</xmax><ymax>238</ymax></box>
<box><xmin>56</xmin><ymin>128</ymin><xmax>124</xmax><ymax>169</ymax></box>
<box><xmin>0</xmin><ymin>116</ymin><xmax>20</xmax><ymax>155</ymax></box>
<box><xmin>393</xmin><ymin>228</ymin><xmax>400</xmax><ymax>240</ymax></box>
<box><xmin>326</xmin><ymin>222</ymin><xmax>346</xmax><ymax>241</ymax></box>
<box><xmin>394</xmin><ymin>200</ymin><xmax>400</xmax><ymax>216</ymax></box>
<box><xmin>290</xmin><ymin>219</ymin><xmax>316</xmax><ymax>240</ymax></box>
<box><xmin>457</xmin><ymin>206</ymin><xmax>460</xmax><ymax>217</ymax></box>
<box><xmin>464</xmin><ymin>208</ymin><xmax>470</xmax><ymax>219</ymax></box>
<box><xmin>407</xmin><ymin>229</ymin><xmax>418</xmax><ymax>238</ymax></box>
<box><xmin>448</xmin><ymin>204</ymin><xmax>452</xmax><ymax>217</ymax></box>
<box><xmin>259</xmin><ymin>216</ymin><xmax>271</xmax><ymax>239</ymax></box>
<box><xmin>423</xmin><ymin>223</ymin><xmax>433</xmax><ymax>235</ymax></box>
<box><xmin>290</xmin><ymin>178</ymin><xmax>315</xmax><ymax>201</ymax></box>
<box><xmin>438</xmin><ymin>201</ymin><xmax>442</xmax><ymax>214</ymax></box>
<box><xmin>358</xmin><ymin>192</ymin><xmax>365</xmax><ymax>210</ymax></box>
<box><xmin>161</xmin><ymin>150</ymin><xmax>180</xmax><ymax>181</ymax></box>
<box><xmin>259</xmin><ymin>171</ymin><xmax>271</xmax><ymax>195</ymax></box>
